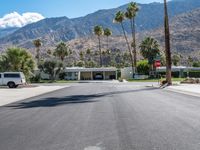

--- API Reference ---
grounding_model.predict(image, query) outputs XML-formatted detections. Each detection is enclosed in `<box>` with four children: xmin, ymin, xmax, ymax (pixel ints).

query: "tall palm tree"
<box><xmin>33</xmin><ymin>39</ymin><xmax>42</xmax><ymax>63</ymax></box>
<box><xmin>125</xmin><ymin>2</ymin><xmax>139</xmax><ymax>73</ymax></box>
<box><xmin>164</xmin><ymin>0</ymin><xmax>172</xmax><ymax>85</ymax></box>
<box><xmin>114</xmin><ymin>11</ymin><xmax>134</xmax><ymax>74</ymax></box>
<box><xmin>104</xmin><ymin>28</ymin><xmax>112</xmax><ymax>50</ymax></box>
<box><xmin>94</xmin><ymin>25</ymin><xmax>104</xmax><ymax>67</ymax></box>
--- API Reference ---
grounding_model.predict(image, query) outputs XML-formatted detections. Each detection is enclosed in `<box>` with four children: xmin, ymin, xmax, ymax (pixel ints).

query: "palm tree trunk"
<box><xmin>37</xmin><ymin>48</ymin><xmax>40</xmax><ymax>64</ymax></box>
<box><xmin>121</xmin><ymin>22</ymin><xmax>134</xmax><ymax>75</ymax></box>
<box><xmin>130</xmin><ymin>18</ymin><xmax>137</xmax><ymax>74</ymax></box>
<box><xmin>164</xmin><ymin>0</ymin><xmax>172</xmax><ymax>85</ymax></box>
<box><xmin>107</xmin><ymin>36</ymin><xmax>109</xmax><ymax>50</ymax></box>
<box><xmin>132</xmin><ymin>19</ymin><xmax>137</xmax><ymax>73</ymax></box>
<box><xmin>98</xmin><ymin>35</ymin><xmax>102</xmax><ymax>67</ymax></box>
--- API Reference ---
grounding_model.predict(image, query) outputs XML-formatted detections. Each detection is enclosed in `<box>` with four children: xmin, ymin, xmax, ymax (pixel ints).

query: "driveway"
<box><xmin>0</xmin><ymin>85</ymin><xmax>69</xmax><ymax>106</ymax></box>
<box><xmin>0</xmin><ymin>82</ymin><xmax>200</xmax><ymax>150</ymax></box>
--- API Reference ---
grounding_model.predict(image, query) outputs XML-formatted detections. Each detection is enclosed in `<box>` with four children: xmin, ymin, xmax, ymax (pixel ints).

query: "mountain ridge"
<box><xmin>0</xmin><ymin>0</ymin><xmax>200</xmax><ymax>48</ymax></box>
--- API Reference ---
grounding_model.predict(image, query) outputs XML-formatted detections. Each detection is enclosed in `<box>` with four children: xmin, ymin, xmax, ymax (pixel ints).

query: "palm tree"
<box><xmin>139</xmin><ymin>37</ymin><xmax>160</xmax><ymax>72</ymax></box>
<box><xmin>33</xmin><ymin>39</ymin><xmax>42</xmax><ymax>63</ymax></box>
<box><xmin>104</xmin><ymin>28</ymin><xmax>112</xmax><ymax>50</ymax></box>
<box><xmin>114</xmin><ymin>11</ymin><xmax>134</xmax><ymax>75</ymax></box>
<box><xmin>125</xmin><ymin>2</ymin><xmax>139</xmax><ymax>73</ymax></box>
<box><xmin>54</xmin><ymin>42</ymin><xmax>70</xmax><ymax>62</ymax></box>
<box><xmin>94</xmin><ymin>25</ymin><xmax>104</xmax><ymax>67</ymax></box>
<box><xmin>164</xmin><ymin>0</ymin><xmax>172</xmax><ymax>85</ymax></box>
<box><xmin>0</xmin><ymin>47</ymin><xmax>35</xmax><ymax>78</ymax></box>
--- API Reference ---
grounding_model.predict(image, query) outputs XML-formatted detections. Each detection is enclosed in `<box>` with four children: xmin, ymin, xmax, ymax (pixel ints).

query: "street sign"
<box><xmin>154</xmin><ymin>60</ymin><xmax>161</xmax><ymax>68</ymax></box>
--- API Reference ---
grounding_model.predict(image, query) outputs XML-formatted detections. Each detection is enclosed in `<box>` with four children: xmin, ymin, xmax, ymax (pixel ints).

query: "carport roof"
<box><xmin>65</xmin><ymin>67</ymin><xmax>117</xmax><ymax>72</ymax></box>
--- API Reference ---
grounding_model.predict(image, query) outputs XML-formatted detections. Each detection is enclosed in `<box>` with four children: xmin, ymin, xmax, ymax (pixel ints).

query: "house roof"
<box><xmin>64</xmin><ymin>67</ymin><xmax>117</xmax><ymax>72</ymax></box>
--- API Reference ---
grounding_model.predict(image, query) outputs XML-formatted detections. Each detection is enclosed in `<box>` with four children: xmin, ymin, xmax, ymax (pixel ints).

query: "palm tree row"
<box><xmin>114</xmin><ymin>2</ymin><xmax>139</xmax><ymax>76</ymax></box>
<box><xmin>125</xmin><ymin>2</ymin><xmax>139</xmax><ymax>73</ymax></box>
<box><xmin>94</xmin><ymin>26</ymin><xmax>112</xmax><ymax>67</ymax></box>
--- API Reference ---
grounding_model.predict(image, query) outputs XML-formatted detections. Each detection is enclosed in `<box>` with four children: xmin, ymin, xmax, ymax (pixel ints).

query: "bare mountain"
<box><xmin>145</xmin><ymin>8</ymin><xmax>200</xmax><ymax>58</ymax></box>
<box><xmin>66</xmin><ymin>8</ymin><xmax>200</xmax><ymax>61</ymax></box>
<box><xmin>0</xmin><ymin>0</ymin><xmax>200</xmax><ymax>50</ymax></box>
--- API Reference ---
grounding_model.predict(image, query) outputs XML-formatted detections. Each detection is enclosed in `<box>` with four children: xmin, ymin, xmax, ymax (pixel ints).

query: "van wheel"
<box><xmin>7</xmin><ymin>82</ymin><xmax>16</xmax><ymax>88</ymax></box>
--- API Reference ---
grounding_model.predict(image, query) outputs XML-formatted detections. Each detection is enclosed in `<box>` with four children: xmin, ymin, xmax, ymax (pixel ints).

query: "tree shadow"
<box><xmin>7</xmin><ymin>94</ymin><xmax>103</xmax><ymax>109</ymax></box>
<box><xmin>6</xmin><ymin>87</ymin><xmax>158</xmax><ymax>109</ymax></box>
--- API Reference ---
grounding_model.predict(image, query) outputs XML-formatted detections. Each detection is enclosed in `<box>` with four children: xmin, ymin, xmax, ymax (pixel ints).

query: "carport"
<box><xmin>65</xmin><ymin>67</ymin><xmax>117</xmax><ymax>80</ymax></box>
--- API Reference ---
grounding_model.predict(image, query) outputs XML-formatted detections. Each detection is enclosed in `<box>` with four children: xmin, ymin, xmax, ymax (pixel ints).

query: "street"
<box><xmin>1</xmin><ymin>82</ymin><xmax>200</xmax><ymax>150</ymax></box>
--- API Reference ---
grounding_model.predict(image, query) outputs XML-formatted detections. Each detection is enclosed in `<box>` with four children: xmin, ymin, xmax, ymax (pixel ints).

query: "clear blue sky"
<box><xmin>0</xmin><ymin>0</ymin><xmax>165</xmax><ymax>18</ymax></box>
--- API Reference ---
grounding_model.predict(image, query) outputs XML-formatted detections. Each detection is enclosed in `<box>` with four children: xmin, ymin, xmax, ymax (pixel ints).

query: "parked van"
<box><xmin>0</xmin><ymin>72</ymin><xmax>26</xmax><ymax>88</ymax></box>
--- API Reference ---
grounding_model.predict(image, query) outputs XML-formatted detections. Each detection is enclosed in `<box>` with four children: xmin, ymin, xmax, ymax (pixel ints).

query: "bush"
<box><xmin>137</xmin><ymin>60</ymin><xmax>150</xmax><ymax>75</ymax></box>
<box><xmin>59</xmin><ymin>72</ymin><xmax>66</xmax><ymax>80</ymax></box>
<box><xmin>30</xmin><ymin>74</ymin><xmax>41</xmax><ymax>83</ymax></box>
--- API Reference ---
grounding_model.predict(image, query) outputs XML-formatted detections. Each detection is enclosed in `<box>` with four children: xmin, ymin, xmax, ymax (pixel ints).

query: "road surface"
<box><xmin>1</xmin><ymin>82</ymin><xmax>200</xmax><ymax>150</ymax></box>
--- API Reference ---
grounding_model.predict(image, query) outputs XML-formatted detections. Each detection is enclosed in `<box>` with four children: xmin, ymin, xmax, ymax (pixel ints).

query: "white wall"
<box><xmin>121</xmin><ymin>67</ymin><xmax>133</xmax><ymax>79</ymax></box>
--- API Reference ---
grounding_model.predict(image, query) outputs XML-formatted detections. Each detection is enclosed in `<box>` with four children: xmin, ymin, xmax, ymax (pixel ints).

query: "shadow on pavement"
<box><xmin>7</xmin><ymin>87</ymin><xmax>158</xmax><ymax>109</ymax></box>
<box><xmin>7</xmin><ymin>94</ymin><xmax>102</xmax><ymax>109</ymax></box>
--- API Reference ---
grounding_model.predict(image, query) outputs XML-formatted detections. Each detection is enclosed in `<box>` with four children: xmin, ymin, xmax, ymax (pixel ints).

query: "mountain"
<box><xmin>0</xmin><ymin>0</ymin><xmax>200</xmax><ymax>49</ymax></box>
<box><xmin>66</xmin><ymin>7</ymin><xmax>200</xmax><ymax>62</ymax></box>
<box><xmin>145</xmin><ymin>7</ymin><xmax>200</xmax><ymax>58</ymax></box>
<box><xmin>0</xmin><ymin>27</ymin><xmax>19</xmax><ymax>38</ymax></box>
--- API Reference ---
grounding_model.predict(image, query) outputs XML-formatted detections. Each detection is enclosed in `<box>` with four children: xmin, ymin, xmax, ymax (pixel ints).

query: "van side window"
<box><xmin>4</xmin><ymin>73</ymin><xmax>20</xmax><ymax>78</ymax></box>
<box><xmin>0</xmin><ymin>74</ymin><xmax>1</xmax><ymax>78</ymax></box>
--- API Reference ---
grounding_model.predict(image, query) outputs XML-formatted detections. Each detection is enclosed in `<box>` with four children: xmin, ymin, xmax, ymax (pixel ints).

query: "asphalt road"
<box><xmin>1</xmin><ymin>82</ymin><xmax>200</xmax><ymax>150</ymax></box>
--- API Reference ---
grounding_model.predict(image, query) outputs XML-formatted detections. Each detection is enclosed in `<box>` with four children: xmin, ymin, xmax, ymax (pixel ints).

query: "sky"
<box><xmin>0</xmin><ymin>0</ymin><xmax>165</xmax><ymax>18</ymax></box>
<box><xmin>0</xmin><ymin>0</ymin><xmax>168</xmax><ymax>29</ymax></box>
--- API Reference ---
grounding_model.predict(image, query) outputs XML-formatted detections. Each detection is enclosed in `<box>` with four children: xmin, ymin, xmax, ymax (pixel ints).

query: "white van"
<box><xmin>0</xmin><ymin>72</ymin><xmax>26</xmax><ymax>88</ymax></box>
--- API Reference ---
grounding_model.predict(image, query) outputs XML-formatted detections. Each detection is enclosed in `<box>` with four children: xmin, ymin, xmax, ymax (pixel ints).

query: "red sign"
<box><xmin>154</xmin><ymin>60</ymin><xmax>161</xmax><ymax>68</ymax></box>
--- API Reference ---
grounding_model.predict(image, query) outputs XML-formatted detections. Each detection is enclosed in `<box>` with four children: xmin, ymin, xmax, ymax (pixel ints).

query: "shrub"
<box><xmin>137</xmin><ymin>60</ymin><xmax>150</xmax><ymax>75</ymax></box>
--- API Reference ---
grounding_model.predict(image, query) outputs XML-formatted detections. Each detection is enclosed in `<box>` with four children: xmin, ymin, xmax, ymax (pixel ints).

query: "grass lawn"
<box><xmin>127</xmin><ymin>78</ymin><xmax>186</xmax><ymax>82</ymax></box>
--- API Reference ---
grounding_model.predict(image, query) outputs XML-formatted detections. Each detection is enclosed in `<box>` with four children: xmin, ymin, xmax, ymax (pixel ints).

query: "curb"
<box><xmin>164</xmin><ymin>87</ymin><xmax>200</xmax><ymax>97</ymax></box>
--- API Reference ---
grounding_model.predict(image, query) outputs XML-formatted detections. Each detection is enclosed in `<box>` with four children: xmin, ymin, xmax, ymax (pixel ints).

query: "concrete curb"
<box><xmin>164</xmin><ymin>87</ymin><xmax>200</xmax><ymax>97</ymax></box>
<box><xmin>151</xmin><ymin>83</ymin><xmax>200</xmax><ymax>97</ymax></box>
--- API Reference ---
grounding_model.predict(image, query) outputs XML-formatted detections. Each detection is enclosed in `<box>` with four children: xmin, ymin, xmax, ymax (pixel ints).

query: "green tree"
<box><xmin>193</xmin><ymin>61</ymin><xmax>200</xmax><ymax>67</ymax></box>
<box><xmin>94</xmin><ymin>25</ymin><xmax>104</xmax><ymax>67</ymax></box>
<box><xmin>33</xmin><ymin>39</ymin><xmax>42</xmax><ymax>63</ymax></box>
<box><xmin>0</xmin><ymin>47</ymin><xmax>35</xmax><ymax>78</ymax></box>
<box><xmin>86</xmin><ymin>49</ymin><xmax>93</xmax><ymax>61</ymax></box>
<box><xmin>114</xmin><ymin>11</ymin><xmax>134</xmax><ymax>74</ymax></box>
<box><xmin>38</xmin><ymin>60</ymin><xmax>63</xmax><ymax>81</ymax></box>
<box><xmin>79</xmin><ymin>51</ymin><xmax>85</xmax><ymax>61</ymax></box>
<box><xmin>137</xmin><ymin>60</ymin><xmax>150</xmax><ymax>75</ymax></box>
<box><xmin>172</xmin><ymin>54</ymin><xmax>180</xmax><ymax>66</ymax></box>
<box><xmin>85</xmin><ymin>60</ymin><xmax>96</xmax><ymax>68</ymax></box>
<box><xmin>47</xmin><ymin>49</ymin><xmax>52</xmax><ymax>56</ymax></box>
<box><xmin>125</xmin><ymin>2</ymin><xmax>139</xmax><ymax>72</ymax></box>
<box><xmin>187</xmin><ymin>56</ymin><xmax>193</xmax><ymax>67</ymax></box>
<box><xmin>139</xmin><ymin>37</ymin><xmax>160</xmax><ymax>64</ymax></box>
<box><xmin>76</xmin><ymin>61</ymin><xmax>85</xmax><ymax>67</ymax></box>
<box><xmin>104</xmin><ymin>28</ymin><xmax>112</xmax><ymax>50</ymax></box>
<box><xmin>164</xmin><ymin>0</ymin><xmax>172</xmax><ymax>85</ymax></box>
<box><xmin>54</xmin><ymin>42</ymin><xmax>70</xmax><ymax>62</ymax></box>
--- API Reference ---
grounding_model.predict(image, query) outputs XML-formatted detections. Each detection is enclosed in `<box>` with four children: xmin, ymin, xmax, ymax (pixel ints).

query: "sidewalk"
<box><xmin>166</xmin><ymin>84</ymin><xmax>200</xmax><ymax>97</ymax></box>
<box><xmin>0</xmin><ymin>85</ymin><xmax>69</xmax><ymax>106</ymax></box>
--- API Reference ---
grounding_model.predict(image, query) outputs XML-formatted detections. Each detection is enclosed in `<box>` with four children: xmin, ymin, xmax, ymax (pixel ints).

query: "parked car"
<box><xmin>94</xmin><ymin>74</ymin><xmax>103</xmax><ymax>80</ymax></box>
<box><xmin>0</xmin><ymin>72</ymin><xmax>26</xmax><ymax>88</ymax></box>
